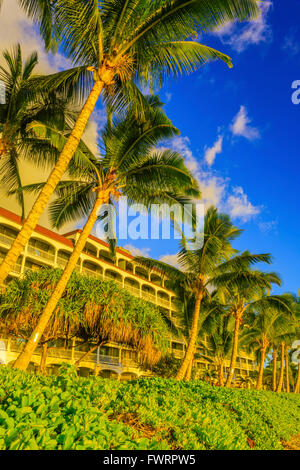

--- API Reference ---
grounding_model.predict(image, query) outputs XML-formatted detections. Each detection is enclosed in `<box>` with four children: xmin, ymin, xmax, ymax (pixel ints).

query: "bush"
<box><xmin>0</xmin><ymin>366</ymin><xmax>299</xmax><ymax>450</ymax></box>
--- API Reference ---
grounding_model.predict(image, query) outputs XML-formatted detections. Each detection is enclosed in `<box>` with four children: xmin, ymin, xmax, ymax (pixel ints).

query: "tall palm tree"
<box><xmin>240</xmin><ymin>303</ymin><xmax>293</xmax><ymax>390</ymax></box>
<box><xmin>0</xmin><ymin>0</ymin><xmax>261</xmax><ymax>285</ymax></box>
<box><xmin>135</xmin><ymin>209</ymin><xmax>273</xmax><ymax>380</ymax></box>
<box><xmin>216</xmin><ymin>267</ymin><xmax>290</xmax><ymax>387</ymax></box>
<box><xmin>0</xmin><ymin>44</ymin><xmax>78</xmax><ymax>218</ymax></box>
<box><xmin>13</xmin><ymin>97</ymin><xmax>200</xmax><ymax>370</ymax></box>
<box><xmin>203</xmin><ymin>305</ymin><xmax>234</xmax><ymax>386</ymax></box>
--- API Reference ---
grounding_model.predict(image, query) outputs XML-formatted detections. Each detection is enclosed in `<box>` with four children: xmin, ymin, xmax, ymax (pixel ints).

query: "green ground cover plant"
<box><xmin>0</xmin><ymin>365</ymin><xmax>299</xmax><ymax>450</ymax></box>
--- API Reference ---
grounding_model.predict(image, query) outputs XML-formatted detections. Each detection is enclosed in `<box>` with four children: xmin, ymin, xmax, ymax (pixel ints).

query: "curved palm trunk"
<box><xmin>272</xmin><ymin>348</ymin><xmax>277</xmax><ymax>392</ymax></box>
<box><xmin>184</xmin><ymin>355</ymin><xmax>193</xmax><ymax>381</ymax></box>
<box><xmin>218</xmin><ymin>360</ymin><xmax>224</xmax><ymax>387</ymax></box>
<box><xmin>294</xmin><ymin>364</ymin><xmax>300</xmax><ymax>394</ymax></box>
<box><xmin>176</xmin><ymin>292</ymin><xmax>203</xmax><ymax>381</ymax></box>
<box><xmin>225</xmin><ymin>313</ymin><xmax>241</xmax><ymax>387</ymax></box>
<box><xmin>285</xmin><ymin>348</ymin><xmax>290</xmax><ymax>393</ymax></box>
<box><xmin>38</xmin><ymin>342</ymin><xmax>48</xmax><ymax>375</ymax></box>
<box><xmin>256</xmin><ymin>346</ymin><xmax>267</xmax><ymax>390</ymax></box>
<box><xmin>276</xmin><ymin>342</ymin><xmax>285</xmax><ymax>393</ymax></box>
<box><xmin>13</xmin><ymin>191</ymin><xmax>107</xmax><ymax>370</ymax></box>
<box><xmin>0</xmin><ymin>80</ymin><xmax>104</xmax><ymax>286</ymax></box>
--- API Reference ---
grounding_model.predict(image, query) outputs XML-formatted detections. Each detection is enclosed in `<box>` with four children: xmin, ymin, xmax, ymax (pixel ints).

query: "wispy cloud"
<box><xmin>165</xmin><ymin>92</ymin><xmax>172</xmax><ymax>104</ymax></box>
<box><xmin>166</xmin><ymin>134</ymin><xmax>261</xmax><ymax>223</ymax></box>
<box><xmin>159</xmin><ymin>254</ymin><xmax>180</xmax><ymax>269</ymax></box>
<box><xmin>282</xmin><ymin>28</ymin><xmax>300</xmax><ymax>57</ymax></box>
<box><xmin>123</xmin><ymin>245</ymin><xmax>151</xmax><ymax>258</ymax></box>
<box><xmin>214</xmin><ymin>1</ymin><xmax>273</xmax><ymax>53</ymax></box>
<box><xmin>0</xmin><ymin>0</ymin><xmax>71</xmax><ymax>73</ymax></box>
<box><xmin>204</xmin><ymin>135</ymin><xmax>223</xmax><ymax>166</ymax></box>
<box><xmin>226</xmin><ymin>187</ymin><xmax>262</xmax><ymax>222</ymax></box>
<box><xmin>258</xmin><ymin>219</ymin><xmax>278</xmax><ymax>234</ymax></box>
<box><xmin>230</xmin><ymin>106</ymin><xmax>260</xmax><ymax>141</ymax></box>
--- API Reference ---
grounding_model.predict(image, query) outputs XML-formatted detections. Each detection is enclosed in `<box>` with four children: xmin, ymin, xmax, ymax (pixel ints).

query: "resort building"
<box><xmin>0</xmin><ymin>207</ymin><xmax>256</xmax><ymax>381</ymax></box>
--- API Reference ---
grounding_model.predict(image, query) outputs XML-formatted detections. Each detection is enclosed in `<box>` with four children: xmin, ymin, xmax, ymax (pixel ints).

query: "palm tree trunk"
<box><xmin>276</xmin><ymin>342</ymin><xmax>285</xmax><ymax>393</ymax></box>
<box><xmin>13</xmin><ymin>190</ymin><xmax>108</xmax><ymax>370</ymax></box>
<box><xmin>38</xmin><ymin>342</ymin><xmax>48</xmax><ymax>375</ymax></box>
<box><xmin>176</xmin><ymin>292</ymin><xmax>203</xmax><ymax>381</ymax></box>
<box><xmin>184</xmin><ymin>356</ymin><xmax>193</xmax><ymax>381</ymax></box>
<box><xmin>272</xmin><ymin>348</ymin><xmax>277</xmax><ymax>392</ymax></box>
<box><xmin>225</xmin><ymin>313</ymin><xmax>241</xmax><ymax>387</ymax></box>
<box><xmin>285</xmin><ymin>347</ymin><xmax>290</xmax><ymax>393</ymax></box>
<box><xmin>218</xmin><ymin>360</ymin><xmax>224</xmax><ymax>387</ymax></box>
<box><xmin>256</xmin><ymin>346</ymin><xmax>266</xmax><ymax>390</ymax></box>
<box><xmin>0</xmin><ymin>80</ymin><xmax>104</xmax><ymax>286</ymax></box>
<box><xmin>294</xmin><ymin>364</ymin><xmax>300</xmax><ymax>394</ymax></box>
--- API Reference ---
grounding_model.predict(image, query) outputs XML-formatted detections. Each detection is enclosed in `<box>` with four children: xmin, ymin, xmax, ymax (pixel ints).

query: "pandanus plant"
<box><xmin>12</xmin><ymin>97</ymin><xmax>200</xmax><ymax>370</ymax></box>
<box><xmin>0</xmin><ymin>268</ymin><xmax>170</xmax><ymax>372</ymax></box>
<box><xmin>0</xmin><ymin>0</ymin><xmax>261</xmax><ymax>285</ymax></box>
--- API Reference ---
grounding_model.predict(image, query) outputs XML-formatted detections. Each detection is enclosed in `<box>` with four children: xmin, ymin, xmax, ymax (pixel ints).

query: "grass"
<box><xmin>0</xmin><ymin>364</ymin><xmax>299</xmax><ymax>450</ymax></box>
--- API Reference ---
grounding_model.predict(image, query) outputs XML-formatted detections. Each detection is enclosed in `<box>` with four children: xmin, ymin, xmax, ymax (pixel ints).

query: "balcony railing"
<box><xmin>157</xmin><ymin>297</ymin><xmax>171</xmax><ymax>309</ymax></box>
<box><xmin>27</xmin><ymin>245</ymin><xmax>55</xmax><ymax>263</ymax></box>
<box><xmin>0</xmin><ymin>233</ymin><xmax>16</xmax><ymax>248</ymax></box>
<box><xmin>82</xmin><ymin>267</ymin><xmax>103</xmax><ymax>279</ymax></box>
<box><xmin>0</xmin><ymin>257</ymin><xmax>22</xmax><ymax>276</ymax></box>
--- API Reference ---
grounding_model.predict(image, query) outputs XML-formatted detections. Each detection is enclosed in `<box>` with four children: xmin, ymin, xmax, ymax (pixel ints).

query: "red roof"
<box><xmin>0</xmin><ymin>207</ymin><xmax>73</xmax><ymax>248</ymax></box>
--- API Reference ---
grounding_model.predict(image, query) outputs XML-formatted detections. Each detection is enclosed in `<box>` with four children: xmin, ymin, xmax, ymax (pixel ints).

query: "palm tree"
<box><xmin>214</xmin><ymin>261</ymin><xmax>290</xmax><ymax>387</ymax></box>
<box><xmin>13</xmin><ymin>97</ymin><xmax>200</xmax><ymax>370</ymax></box>
<box><xmin>135</xmin><ymin>209</ymin><xmax>274</xmax><ymax>381</ymax></box>
<box><xmin>0</xmin><ymin>0</ymin><xmax>261</xmax><ymax>285</ymax></box>
<box><xmin>0</xmin><ymin>44</ymin><xmax>78</xmax><ymax>218</ymax></box>
<box><xmin>240</xmin><ymin>302</ymin><xmax>293</xmax><ymax>390</ymax></box>
<box><xmin>199</xmin><ymin>303</ymin><xmax>234</xmax><ymax>386</ymax></box>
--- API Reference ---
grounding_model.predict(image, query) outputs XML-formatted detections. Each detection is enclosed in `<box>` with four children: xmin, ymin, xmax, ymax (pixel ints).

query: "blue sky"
<box><xmin>117</xmin><ymin>1</ymin><xmax>300</xmax><ymax>295</ymax></box>
<box><xmin>0</xmin><ymin>1</ymin><xmax>299</xmax><ymax>295</ymax></box>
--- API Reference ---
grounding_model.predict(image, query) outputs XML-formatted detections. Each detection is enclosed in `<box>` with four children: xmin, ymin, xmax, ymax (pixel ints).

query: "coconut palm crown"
<box><xmin>0</xmin><ymin>0</ymin><xmax>261</xmax><ymax>285</ymax></box>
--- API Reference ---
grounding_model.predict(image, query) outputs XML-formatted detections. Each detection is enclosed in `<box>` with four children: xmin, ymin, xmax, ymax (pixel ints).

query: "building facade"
<box><xmin>0</xmin><ymin>207</ymin><xmax>256</xmax><ymax>381</ymax></box>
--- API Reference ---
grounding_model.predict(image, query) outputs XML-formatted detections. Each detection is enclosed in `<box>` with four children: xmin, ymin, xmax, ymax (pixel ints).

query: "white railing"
<box><xmin>82</xmin><ymin>267</ymin><xmax>103</xmax><ymax>279</ymax></box>
<box><xmin>125</xmin><ymin>285</ymin><xmax>141</xmax><ymax>298</ymax></box>
<box><xmin>0</xmin><ymin>233</ymin><xmax>15</xmax><ymax>248</ymax></box>
<box><xmin>142</xmin><ymin>291</ymin><xmax>157</xmax><ymax>303</ymax></box>
<box><xmin>157</xmin><ymin>297</ymin><xmax>171</xmax><ymax>309</ymax></box>
<box><xmin>27</xmin><ymin>245</ymin><xmax>55</xmax><ymax>263</ymax></box>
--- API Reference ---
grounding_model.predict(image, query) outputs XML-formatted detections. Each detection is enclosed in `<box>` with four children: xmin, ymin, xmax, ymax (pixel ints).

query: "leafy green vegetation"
<box><xmin>0</xmin><ymin>365</ymin><xmax>299</xmax><ymax>450</ymax></box>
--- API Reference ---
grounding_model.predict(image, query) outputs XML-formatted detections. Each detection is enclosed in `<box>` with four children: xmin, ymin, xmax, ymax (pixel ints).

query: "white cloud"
<box><xmin>165</xmin><ymin>92</ymin><xmax>172</xmax><ymax>103</ymax></box>
<box><xmin>204</xmin><ymin>135</ymin><xmax>223</xmax><ymax>166</ymax></box>
<box><xmin>123</xmin><ymin>244</ymin><xmax>151</xmax><ymax>258</ymax></box>
<box><xmin>282</xmin><ymin>28</ymin><xmax>300</xmax><ymax>56</ymax></box>
<box><xmin>226</xmin><ymin>187</ymin><xmax>261</xmax><ymax>222</ymax></box>
<box><xmin>0</xmin><ymin>0</ymin><xmax>71</xmax><ymax>74</ymax></box>
<box><xmin>230</xmin><ymin>106</ymin><xmax>260</xmax><ymax>141</ymax></box>
<box><xmin>159</xmin><ymin>254</ymin><xmax>180</xmax><ymax>269</ymax></box>
<box><xmin>167</xmin><ymin>136</ymin><xmax>199</xmax><ymax>173</ymax></box>
<box><xmin>164</xmin><ymin>133</ymin><xmax>261</xmax><ymax>223</ymax></box>
<box><xmin>214</xmin><ymin>1</ymin><xmax>273</xmax><ymax>53</ymax></box>
<box><xmin>258</xmin><ymin>219</ymin><xmax>278</xmax><ymax>234</ymax></box>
